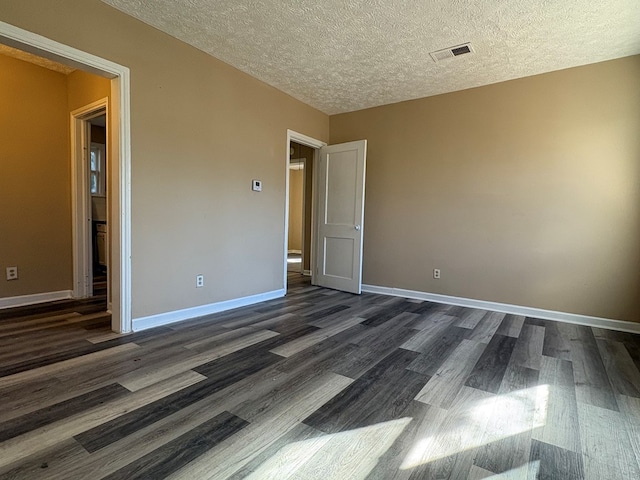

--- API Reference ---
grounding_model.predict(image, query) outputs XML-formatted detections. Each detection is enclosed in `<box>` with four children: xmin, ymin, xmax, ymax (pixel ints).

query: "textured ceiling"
<box><xmin>0</xmin><ymin>44</ymin><xmax>75</xmax><ymax>74</ymax></box>
<box><xmin>101</xmin><ymin>0</ymin><xmax>640</xmax><ymax>114</ymax></box>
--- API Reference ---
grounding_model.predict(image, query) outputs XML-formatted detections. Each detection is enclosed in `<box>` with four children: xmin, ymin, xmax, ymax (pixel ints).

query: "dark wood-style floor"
<box><xmin>1</xmin><ymin>273</ymin><xmax>640</xmax><ymax>479</ymax></box>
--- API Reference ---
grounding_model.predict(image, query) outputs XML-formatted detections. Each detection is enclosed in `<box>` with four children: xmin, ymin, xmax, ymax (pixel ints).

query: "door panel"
<box><xmin>324</xmin><ymin>237</ymin><xmax>355</xmax><ymax>278</ymax></box>
<box><xmin>326</xmin><ymin>150</ymin><xmax>358</xmax><ymax>225</ymax></box>
<box><xmin>316</xmin><ymin>140</ymin><xmax>367</xmax><ymax>294</ymax></box>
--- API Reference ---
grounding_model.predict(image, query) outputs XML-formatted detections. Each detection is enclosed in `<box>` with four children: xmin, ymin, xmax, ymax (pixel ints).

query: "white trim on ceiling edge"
<box><xmin>0</xmin><ymin>290</ymin><xmax>72</xmax><ymax>310</ymax></box>
<box><xmin>132</xmin><ymin>288</ymin><xmax>286</xmax><ymax>332</ymax></box>
<box><xmin>362</xmin><ymin>284</ymin><xmax>640</xmax><ymax>334</ymax></box>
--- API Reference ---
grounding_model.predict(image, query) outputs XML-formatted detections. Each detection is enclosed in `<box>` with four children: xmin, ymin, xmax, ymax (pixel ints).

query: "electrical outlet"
<box><xmin>433</xmin><ymin>268</ymin><xmax>440</xmax><ymax>279</ymax></box>
<box><xmin>196</xmin><ymin>274</ymin><xmax>204</xmax><ymax>288</ymax></box>
<box><xmin>6</xmin><ymin>266</ymin><xmax>18</xmax><ymax>281</ymax></box>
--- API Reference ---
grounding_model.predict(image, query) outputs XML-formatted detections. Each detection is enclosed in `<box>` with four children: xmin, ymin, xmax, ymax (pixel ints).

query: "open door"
<box><xmin>315</xmin><ymin>140</ymin><xmax>367</xmax><ymax>294</ymax></box>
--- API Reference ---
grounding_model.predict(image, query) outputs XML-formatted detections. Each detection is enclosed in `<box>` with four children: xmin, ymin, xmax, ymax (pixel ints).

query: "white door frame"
<box><xmin>285</xmin><ymin>130</ymin><xmax>326</xmax><ymax>289</ymax></box>
<box><xmin>0</xmin><ymin>20</ymin><xmax>132</xmax><ymax>333</ymax></box>
<box><xmin>70</xmin><ymin>100</ymin><xmax>108</xmax><ymax>301</ymax></box>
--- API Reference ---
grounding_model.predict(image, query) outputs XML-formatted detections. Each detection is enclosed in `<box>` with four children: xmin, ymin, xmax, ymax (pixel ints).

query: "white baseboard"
<box><xmin>302</xmin><ymin>270</ymin><xmax>312</xmax><ymax>276</ymax></box>
<box><xmin>362</xmin><ymin>284</ymin><xmax>640</xmax><ymax>334</ymax></box>
<box><xmin>0</xmin><ymin>290</ymin><xmax>73</xmax><ymax>310</ymax></box>
<box><xmin>132</xmin><ymin>288</ymin><xmax>286</xmax><ymax>332</ymax></box>
<box><xmin>288</xmin><ymin>249</ymin><xmax>302</xmax><ymax>254</ymax></box>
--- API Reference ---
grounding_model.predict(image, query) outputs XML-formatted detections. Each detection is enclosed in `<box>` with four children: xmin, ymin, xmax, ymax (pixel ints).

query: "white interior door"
<box><xmin>316</xmin><ymin>140</ymin><xmax>367</xmax><ymax>294</ymax></box>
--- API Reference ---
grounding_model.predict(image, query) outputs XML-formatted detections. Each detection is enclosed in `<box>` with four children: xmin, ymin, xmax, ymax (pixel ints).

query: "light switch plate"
<box><xmin>252</xmin><ymin>179</ymin><xmax>262</xmax><ymax>192</ymax></box>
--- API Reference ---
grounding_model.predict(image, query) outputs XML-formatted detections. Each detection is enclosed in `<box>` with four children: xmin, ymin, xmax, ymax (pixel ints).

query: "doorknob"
<box><xmin>354</xmin><ymin>225</ymin><xmax>361</xmax><ymax>231</ymax></box>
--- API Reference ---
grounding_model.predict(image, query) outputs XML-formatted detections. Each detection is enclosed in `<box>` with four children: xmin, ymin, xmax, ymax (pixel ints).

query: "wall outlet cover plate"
<box><xmin>6</xmin><ymin>267</ymin><xmax>18</xmax><ymax>280</ymax></box>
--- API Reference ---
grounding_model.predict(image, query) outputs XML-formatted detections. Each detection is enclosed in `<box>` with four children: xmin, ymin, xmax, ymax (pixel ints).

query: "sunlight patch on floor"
<box><xmin>401</xmin><ymin>385</ymin><xmax>549</xmax><ymax>469</ymax></box>
<box><xmin>245</xmin><ymin>418</ymin><xmax>412</xmax><ymax>479</ymax></box>
<box><xmin>471</xmin><ymin>461</ymin><xmax>541</xmax><ymax>479</ymax></box>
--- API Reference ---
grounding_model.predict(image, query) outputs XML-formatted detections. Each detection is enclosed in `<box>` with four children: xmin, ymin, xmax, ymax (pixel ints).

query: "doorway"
<box><xmin>89</xmin><ymin>114</ymin><xmax>108</xmax><ymax>298</ymax></box>
<box><xmin>287</xmin><ymin>142</ymin><xmax>312</xmax><ymax>277</ymax></box>
<box><xmin>86</xmin><ymin>111</ymin><xmax>109</xmax><ymax>299</ymax></box>
<box><xmin>285</xmin><ymin>131</ymin><xmax>326</xmax><ymax>291</ymax></box>
<box><xmin>284</xmin><ymin>130</ymin><xmax>368</xmax><ymax>295</ymax></box>
<box><xmin>0</xmin><ymin>19</ymin><xmax>132</xmax><ymax>332</ymax></box>
<box><xmin>71</xmin><ymin>101</ymin><xmax>109</xmax><ymax>303</ymax></box>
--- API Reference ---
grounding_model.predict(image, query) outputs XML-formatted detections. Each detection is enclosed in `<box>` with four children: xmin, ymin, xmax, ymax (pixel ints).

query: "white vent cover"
<box><xmin>429</xmin><ymin>43</ymin><xmax>474</xmax><ymax>63</ymax></box>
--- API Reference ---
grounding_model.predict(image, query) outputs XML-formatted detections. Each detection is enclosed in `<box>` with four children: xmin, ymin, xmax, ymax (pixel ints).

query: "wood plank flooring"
<box><xmin>1</xmin><ymin>273</ymin><xmax>640</xmax><ymax>479</ymax></box>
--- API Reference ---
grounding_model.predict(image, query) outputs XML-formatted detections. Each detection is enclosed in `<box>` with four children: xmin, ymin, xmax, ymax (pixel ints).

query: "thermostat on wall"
<box><xmin>252</xmin><ymin>179</ymin><xmax>262</xmax><ymax>192</ymax></box>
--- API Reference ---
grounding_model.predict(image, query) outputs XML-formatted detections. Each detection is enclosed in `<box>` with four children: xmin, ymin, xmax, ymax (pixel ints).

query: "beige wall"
<box><xmin>288</xmin><ymin>169</ymin><xmax>303</xmax><ymax>252</ymax></box>
<box><xmin>0</xmin><ymin>54</ymin><xmax>71</xmax><ymax>298</ymax></box>
<box><xmin>67</xmin><ymin>69</ymin><xmax>111</xmax><ymax>113</ymax></box>
<box><xmin>331</xmin><ymin>56</ymin><xmax>640</xmax><ymax>323</ymax></box>
<box><xmin>0</xmin><ymin>0</ymin><xmax>329</xmax><ymax>318</ymax></box>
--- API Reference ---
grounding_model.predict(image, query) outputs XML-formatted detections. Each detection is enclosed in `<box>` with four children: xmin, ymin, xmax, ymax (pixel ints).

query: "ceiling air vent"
<box><xmin>429</xmin><ymin>43</ymin><xmax>474</xmax><ymax>63</ymax></box>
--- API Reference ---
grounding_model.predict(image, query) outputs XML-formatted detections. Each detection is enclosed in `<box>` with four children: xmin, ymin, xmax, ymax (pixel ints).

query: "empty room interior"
<box><xmin>0</xmin><ymin>1</ymin><xmax>639</xmax><ymax>479</ymax></box>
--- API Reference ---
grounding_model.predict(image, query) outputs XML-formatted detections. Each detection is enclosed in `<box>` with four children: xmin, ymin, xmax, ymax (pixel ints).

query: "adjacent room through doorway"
<box><xmin>287</xmin><ymin>141</ymin><xmax>315</xmax><ymax>284</ymax></box>
<box><xmin>88</xmin><ymin>114</ymin><xmax>108</xmax><ymax>299</ymax></box>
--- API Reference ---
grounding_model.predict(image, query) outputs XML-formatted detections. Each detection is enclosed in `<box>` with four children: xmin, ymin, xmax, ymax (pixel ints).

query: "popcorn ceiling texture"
<box><xmin>101</xmin><ymin>0</ymin><xmax>640</xmax><ymax>114</ymax></box>
<box><xmin>0</xmin><ymin>44</ymin><xmax>75</xmax><ymax>74</ymax></box>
